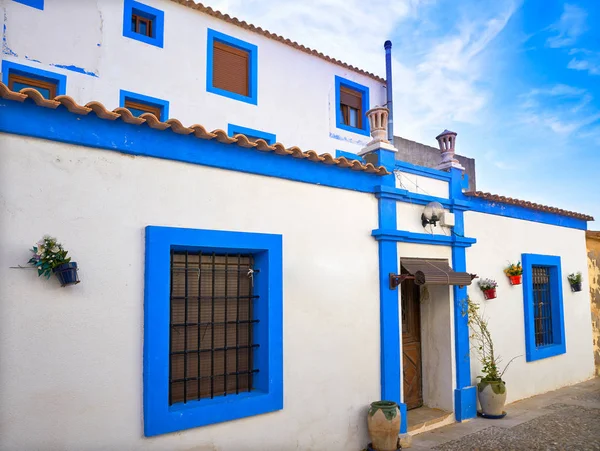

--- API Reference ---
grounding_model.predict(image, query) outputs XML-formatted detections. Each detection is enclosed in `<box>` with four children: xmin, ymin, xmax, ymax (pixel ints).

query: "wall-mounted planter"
<box><xmin>53</xmin><ymin>262</ymin><xmax>80</xmax><ymax>287</ymax></box>
<box><xmin>483</xmin><ymin>288</ymin><xmax>497</xmax><ymax>300</ymax></box>
<box><xmin>570</xmin><ymin>282</ymin><xmax>582</xmax><ymax>292</ymax></box>
<box><xmin>508</xmin><ymin>275</ymin><xmax>522</xmax><ymax>285</ymax></box>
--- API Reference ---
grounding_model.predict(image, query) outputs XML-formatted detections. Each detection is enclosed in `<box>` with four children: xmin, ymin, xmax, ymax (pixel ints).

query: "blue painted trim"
<box><xmin>394</xmin><ymin>160</ymin><xmax>452</xmax><ymax>182</ymax></box>
<box><xmin>375</xmin><ymin>185</ymin><xmax>474</xmax><ymax>211</ymax></box>
<box><xmin>522</xmin><ymin>253</ymin><xmax>566</xmax><ymax>362</ymax></box>
<box><xmin>13</xmin><ymin>0</ymin><xmax>43</xmax><ymax>9</ymax></box>
<box><xmin>468</xmin><ymin>197</ymin><xmax>588</xmax><ymax>230</ymax></box>
<box><xmin>122</xmin><ymin>0</ymin><xmax>165</xmax><ymax>48</ymax></box>
<box><xmin>2</xmin><ymin>60</ymin><xmax>66</xmax><ymax>96</ymax></box>
<box><xmin>144</xmin><ymin>226</ymin><xmax>283</xmax><ymax>436</ymax></box>
<box><xmin>227</xmin><ymin>124</ymin><xmax>275</xmax><ymax>145</ymax></box>
<box><xmin>335</xmin><ymin>76</ymin><xmax>370</xmax><ymax>136</ymax></box>
<box><xmin>119</xmin><ymin>89</ymin><xmax>169</xmax><ymax>121</ymax></box>
<box><xmin>454</xmin><ymin>387</ymin><xmax>477</xmax><ymax>421</ymax></box>
<box><xmin>52</xmin><ymin>64</ymin><xmax>98</xmax><ymax>78</ymax></box>
<box><xmin>335</xmin><ymin>149</ymin><xmax>362</xmax><ymax>161</ymax></box>
<box><xmin>206</xmin><ymin>29</ymin><xmax>258</xmax><ymax>105</ymax></box>
<box><xmin>372</xmin><ymin>229</ymin><xmax>476</xmax><ymax>248</ymax></box>
<box><xmin>0</xmin><ymin>98</ymin><xmax>384</xmax><ymax>193</ymax></box>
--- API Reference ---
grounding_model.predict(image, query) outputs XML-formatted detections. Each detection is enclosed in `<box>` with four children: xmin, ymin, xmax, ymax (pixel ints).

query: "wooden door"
<box><xmin>401</xmin><ymin>279</ymin><xmax>423</xmax><ymax>410</ymax></box>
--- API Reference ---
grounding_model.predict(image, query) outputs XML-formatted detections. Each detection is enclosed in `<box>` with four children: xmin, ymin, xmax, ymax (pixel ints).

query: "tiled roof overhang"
<box><xmin>170</xmin><ymin>0</ymin><xmax>386</xmax><ymax>83</ymax></box>
<box><xmin>465</xmin><ymin>191</ymin><xmax>593</xmax><ymax>221</ymax></box>
<box><xmin>0</xmin><ymin>82</ymin><xmax>389</xmax><ymax>176</ymax></box>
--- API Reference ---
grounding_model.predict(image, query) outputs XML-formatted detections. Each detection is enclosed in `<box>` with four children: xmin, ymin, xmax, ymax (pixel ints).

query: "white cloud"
<box><xmin>567</xmin><ymin>54</ymin><xmax>600</xmax><ymax>76</ymax></box>
<box><xmin>545</xmin><ymin>3</ymin><xmax>588</xmax><ymax>48</ymax></box>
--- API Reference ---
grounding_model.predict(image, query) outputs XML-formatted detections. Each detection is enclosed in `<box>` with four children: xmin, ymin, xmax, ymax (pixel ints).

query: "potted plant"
<box><xmin>478</xmin><ymin>278</ymin><xmax>498</xmax><ymax>300</ymax></box>
<box><xmin>504</xmin><ymin>262</ymin><xmax>523</xmax><ymax>285</ymax></box>
<box><xmin>367</xmin><ymin>401</ymin><xmax>400</xmax><ymax>451</ymax></box>
<box><xmin>463</xmin><ymin>297</ymin><xmax>519</xmax><ymax>418</ymax></box>
<box><xmin>567</xmin><ymin>272</ymin><xmax>582</xmax><ymax>292</ymax></box>
<box><xmin>28</xmin><ymin>235</ymin><xmax>80</xmax><ymax>287</ymax></box>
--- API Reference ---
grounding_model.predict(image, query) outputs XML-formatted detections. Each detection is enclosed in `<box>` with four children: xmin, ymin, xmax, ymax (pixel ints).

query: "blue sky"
<box><xmin>211</xmin><ymin>0</ymin><xmax>599</xmax><ymax>226</ymax></box>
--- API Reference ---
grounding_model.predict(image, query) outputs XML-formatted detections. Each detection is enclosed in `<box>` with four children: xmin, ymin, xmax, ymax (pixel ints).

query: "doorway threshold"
<box><xmin>407</xmin><ymin>406</ymin><xmax>454</xmax><ymax>435</ymax></box>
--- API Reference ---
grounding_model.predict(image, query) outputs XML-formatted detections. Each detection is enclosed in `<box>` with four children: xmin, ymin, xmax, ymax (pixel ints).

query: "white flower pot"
<box><xmin>477</xmin><ymin>381</ymin><xmax>506</xmax><ymax>416</ymax></box>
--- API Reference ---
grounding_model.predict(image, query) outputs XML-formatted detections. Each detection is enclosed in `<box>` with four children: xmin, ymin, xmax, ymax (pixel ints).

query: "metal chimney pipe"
<box><xmin>384</xmin><ymin>40</ymin><xmax>394</xmax><ymax>145</ymax></box>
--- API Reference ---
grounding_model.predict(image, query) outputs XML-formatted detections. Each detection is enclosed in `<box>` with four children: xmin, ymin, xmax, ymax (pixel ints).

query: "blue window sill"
<box><xmin>336</xmin><ymin>121</ymin><xmax>370</xmax><ymax>136</ymax></box>
<box><xmin>526</xmin><ymin>342</ymin><xmax>566</xmax><ymax>362</ymax></box>
<box><xmin>208</xmin><ymin>86</ymin><xmax>257</xmax><ymax>105</ymax></box>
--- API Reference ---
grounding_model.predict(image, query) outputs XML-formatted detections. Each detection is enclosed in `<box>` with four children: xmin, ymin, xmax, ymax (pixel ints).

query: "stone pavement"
<box><xmin>410</xmin><ymin>377</ymin><xmax>600</xmax><ymax>450</ymax></box>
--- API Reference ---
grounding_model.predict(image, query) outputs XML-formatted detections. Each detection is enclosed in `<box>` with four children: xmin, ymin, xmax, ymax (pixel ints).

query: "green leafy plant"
<box><xmin>567</xmin><ymin>272</ymin><xmax>582</xmax><ymax>285</ymax></box>
<box><xmin>462</xmin><ymin>297</ymin><xmax>519</xmax><ymax>392</ymax></box>
<box><xmin>478</xmin><ymin>278</ymin><xmax>498</xmax><ymax>291</ymax></box>
<box><xmin>27</xmin><ymin>235</ymin><xmax>71</xmax><ymax>279</ymax></box>
<box><xmin>504</xmin><ymin>262</ymin><xmax>522</xmax><ymax>276</ymax></box>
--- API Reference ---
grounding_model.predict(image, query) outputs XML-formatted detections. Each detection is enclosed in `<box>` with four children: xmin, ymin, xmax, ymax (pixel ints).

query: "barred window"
<box><xmin>532</xmin><ymin>266</ymin><xmax>553</xmax><ymax>347</ymax></box>
<box><xmin>169</xmin><ymin>251</ymin><xmax>259</xmax><ymax>405</ymax></box>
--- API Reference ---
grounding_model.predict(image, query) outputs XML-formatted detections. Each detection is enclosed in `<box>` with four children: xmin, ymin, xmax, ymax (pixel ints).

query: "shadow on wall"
<box><xmin>586</xmin><ymin>231</ymin><xmax>600</xmax><ymax>376</ymax></box>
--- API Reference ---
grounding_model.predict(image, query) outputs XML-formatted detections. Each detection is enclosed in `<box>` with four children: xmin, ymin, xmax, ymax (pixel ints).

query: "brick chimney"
<box><xmin>435</xmin><ymin>129</ymin><xmax>464</xmax><ymax>171</ymax></box>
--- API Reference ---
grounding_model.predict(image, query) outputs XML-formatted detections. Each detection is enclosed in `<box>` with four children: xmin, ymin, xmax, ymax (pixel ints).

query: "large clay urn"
<box><xmin>367</xmin><ymin>401</ymin><xmax>400</xmax><ymax>451</ymax></box>
<box><xmin>478</xmin><ymin>380</ymin><xmax>507</xmax><ymax>416</ymax></box>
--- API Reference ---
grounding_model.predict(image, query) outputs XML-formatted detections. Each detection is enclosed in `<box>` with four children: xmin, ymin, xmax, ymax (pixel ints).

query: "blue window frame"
<box><xmin>335</xmin><ymin>149</ymin><xmax>363</xmax><ymax>161</ymax></box>
<box><xmin>122</xmin><ymin>0</ymin><xmax>164</xmax><ymax>48</ymax></box>
<box><xmin>207</xmin><ymin>29</ymin><xmax>258</xmax><ymax>105</ymax></box>
<box><xmin>522</xmin><ymin>254</ymin><xmax>566</xmax><ymax>362</ymax></box>
<box><xmin>228</xmin><ymin>124</ymin><xmax>275</xmax><ymax>144</ymax></box>
<box><xmin>335</xmin><ymin>76</ymin><xmax>370</xmax><ymax>136</ymax></box>
<box><xmin>144</xmin><ymin>226</ymin><xmax>283</xmax><ymax>436</ymax></box>
<box><xmin>13</xmin><ymin>0</ymin><xmax>44</xmax><ymax>9</ymax></box>
<box><xmin>120</xmin><ymin>90</ymin><xmax>169</xmax><ymax>121</ymax></box>
<box><xmin>2</xmin><ymin>60</ymin><xmax>66</xmax><ymax>99</ymax></box>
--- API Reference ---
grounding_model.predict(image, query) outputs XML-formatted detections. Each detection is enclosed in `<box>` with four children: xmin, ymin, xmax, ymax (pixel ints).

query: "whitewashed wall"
<box><xmin>0</xmin><ymin>0</ymin><xmax>386</xmax><ymax>156</ymax></box>
<box><xmin>0</xmin><ymin>133</ymin><xmax>381</xmax><ymax>451</ymax></box>
<box><xmin>465</xmin><ymin>212</ymin><xmax>595</xmax><ymax>403</ymax></box>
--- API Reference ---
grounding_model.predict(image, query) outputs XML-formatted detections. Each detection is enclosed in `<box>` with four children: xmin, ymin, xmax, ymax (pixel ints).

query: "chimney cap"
<box><xmin>384</xmin><ymin>40</ymin><xmax>392</xmax><ymax>49</ymax></box>
<box><xmin>435</xmin><ymin>129</ymin><xmax>457</xmax><ymax>140</ymax></box>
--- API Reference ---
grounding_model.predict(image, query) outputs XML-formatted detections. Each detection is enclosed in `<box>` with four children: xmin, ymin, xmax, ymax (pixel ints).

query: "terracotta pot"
<box><xmin>367</xmin><ymin>401</ymin><xmax>400</xmax><ymax>451</ymax></box>
<box><xmin>477</xmin><ymin>380</ymin><xmax>506</xmax><ymax>416</ymax></box>
<box><xmin>508</xmin><ymin>275</ymin><xmax>522</xmax><ymax>285</ymax></box>
<box><xmin>483</xmin><ymin>288</ymin><xmax>497</xmax><ymax>300</ymax></box>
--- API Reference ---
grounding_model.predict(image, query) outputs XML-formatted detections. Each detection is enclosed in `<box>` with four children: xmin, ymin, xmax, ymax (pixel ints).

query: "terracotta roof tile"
<box><xmin>0</xmin><ymin>82</ymin><xmax>389</xmax><ymax>176</ymax></box>
<box><xmin>464</xmin><ymin>191</ymin><xmax>593</xmax><ymax>221</ymax></box>
<box><xmin>170</xmin><ymin>0</ymin><xmax>385</xmax><ymax>83</ymax></box>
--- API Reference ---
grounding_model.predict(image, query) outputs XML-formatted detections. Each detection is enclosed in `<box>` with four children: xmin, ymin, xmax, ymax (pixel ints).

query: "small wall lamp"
<box><xmin>421</xmin><ymin>201</ymin><xmax>445</xmax><ymax>227</ymax></box>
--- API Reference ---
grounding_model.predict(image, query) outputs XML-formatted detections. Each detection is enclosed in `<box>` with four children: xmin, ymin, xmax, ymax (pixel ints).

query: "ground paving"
<box><xmin>410</xmin><ymin>377</ymin><xmax>600</xmax><ymax>450</ymax></box>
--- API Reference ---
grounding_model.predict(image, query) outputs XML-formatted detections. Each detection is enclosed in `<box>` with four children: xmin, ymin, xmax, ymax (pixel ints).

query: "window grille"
<box><xmin>169</xmin><ymin>251</ymin><xmax>259</xmax><ymax>405</ymax></box>
<box><xmin>532</xmin><ymin>265</ymin><xmax>553</xmax><ymax>347</ymax></box>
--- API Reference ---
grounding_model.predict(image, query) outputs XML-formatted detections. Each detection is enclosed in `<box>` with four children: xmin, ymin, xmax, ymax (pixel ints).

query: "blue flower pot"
<box><xmin>53</xmin><ymin>262</ymin><xmax>80</xmax><ymax>287</ymax></box>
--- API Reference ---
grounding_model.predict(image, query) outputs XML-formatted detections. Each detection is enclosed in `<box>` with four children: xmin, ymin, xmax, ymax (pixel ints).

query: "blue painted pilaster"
<box><xmin>450</xmin><ymin>168</ymin><xmax>477</xmax><ymax>421</ymax></box>
<box><xmin>374</xmin><ymin>148</ymin><xmax>408</xmax><ymax>433</ymax></box>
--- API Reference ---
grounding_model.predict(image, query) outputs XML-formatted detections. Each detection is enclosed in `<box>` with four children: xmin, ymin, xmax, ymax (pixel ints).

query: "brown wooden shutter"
<box><xmin>340</xmin><ymin>86</ymin><xmax>362</xmax><ymax>110</ymax></box>
<box><xmin>213</xmin><ymin>41</ymin><xmax>249</xmax><ymax>97</ymax></box>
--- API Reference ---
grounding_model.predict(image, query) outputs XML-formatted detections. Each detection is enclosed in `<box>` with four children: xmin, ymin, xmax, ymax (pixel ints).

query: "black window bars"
<box><xmin>532</xmin><ymin>265</ymin><xmax>554</xmax><ymax>347</ymax></box>
<box><xmin>169</xmin><ymin>251</ymin><xmax>259</xmax><ymax>405</ymax></box>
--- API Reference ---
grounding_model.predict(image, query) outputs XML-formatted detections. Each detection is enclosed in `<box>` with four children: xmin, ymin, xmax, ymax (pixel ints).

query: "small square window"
<box><xmin>123</xmin><ymin>0</ymin><xmax>164</xmax><ymax>48</ymax></box>
<box><xmin>120</xmin><ymin>90</ymin><xmax>169</xmax><ymax>121</ymax></box>
<box><xmin>334</xmin><ymin>76</ymin><xmax>370</xmax><ymax>136</ymax></box>
<box><xmin>227</xmin><ymin>124</ymin><xmax>276</xmax><ymax>145</ymax></box>
<box><xmin>2</xmin><ymin>61</ymin><xmax>66</xmax><ymax>100</ymax></box>
<box><xmin>207</xmin><ymin>29</ymin><xmax>258</xmax><ymax>105</ymax></box>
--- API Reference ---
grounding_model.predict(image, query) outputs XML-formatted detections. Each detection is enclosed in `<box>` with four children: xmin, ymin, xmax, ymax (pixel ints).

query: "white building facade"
<box><xmin>0</xmin><ymin>1</ymin><xmax>595</xmax><ymax>450</ymax></box>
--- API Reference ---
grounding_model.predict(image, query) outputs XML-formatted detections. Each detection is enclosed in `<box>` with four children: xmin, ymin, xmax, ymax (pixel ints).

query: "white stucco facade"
<box><xmin>0</xmin><ymin>133</ymin><xmax>381</xmax><ymax>450</ymax></box>
<box><xmin>0</xmin><ymin>0</ymin><xmax>386</xmax><ymax>156</ymax></box>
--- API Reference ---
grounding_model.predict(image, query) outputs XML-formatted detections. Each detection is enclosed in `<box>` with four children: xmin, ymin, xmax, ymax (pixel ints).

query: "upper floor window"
<box><xmin>122</xmin><ymin>0</ymin><xmax>164</xmax><ymax>48</ymax></box>
<box><xmin>522</xmin><ymin>254</ymin><xmax>566</xmax><ymax>362</ymax></box>
<box><xmin>2</xmin><ymin>60</ymin><xmax>66</xmax><ymax>100</ymax></box>
<box><xmin>207</xmin><ymin>29</ymin><xmax>258</xmax><ymax>105</ymax></box>
<box><xmin>334</xmin><ymin>76</ymin><xmax>370</xmax><ymax>136</ymax></box>
<box><xmin>13</xmin><ymin>0</ymin><xmax>44</xmax><ymax>10</ymax></box>
<box><xmin>120</xmin><ymin>89</ymin><xmax>169</xmax><ymax>121</ymax></box>
<box><xmin>144</xmin><ymin>226</ymin><xmax>283</xmax><ymax>436</ymax></box>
